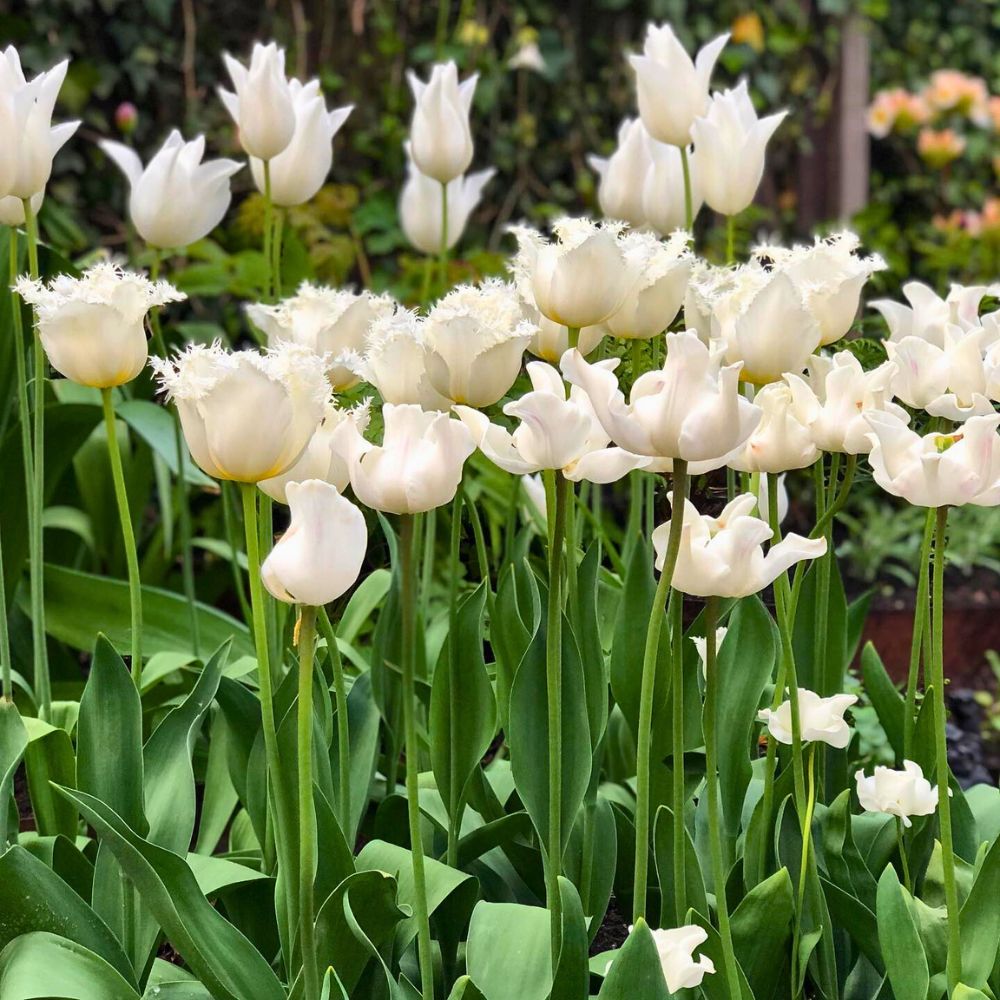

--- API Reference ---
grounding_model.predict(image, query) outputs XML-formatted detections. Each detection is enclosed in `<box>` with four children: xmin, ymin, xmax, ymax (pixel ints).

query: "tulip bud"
<box><xmin>728</xmin><ymin>382</ymin><xmax>818</xmax><ymax>474</ymax></box>
<box><xmin>100</xmin><ymin>131</ymin><xmax>242</xmax><ymax>250</ymax></box>
<box><xmin>758</xmin><ymin>690</ymin><xmax>857</xmax><ymax>748</ymax></box>
<box><xmin>15</xmin><ymin>263</ymin><xmax>185</xmax><ymax>389</ymax></box>
<box><xmin>588</xmin><ymin>118</ymin><xmax>654</xmax><ymax>228</ymax></box>
<box><xmin>642</xmin><ymin>141</ymin><xmax>702</xmax><ymax>235</ymax></box>
<box><xmin>219</xmin><ymin>42</ymin><xmax>297</xmax><ymax>161</ymax></box>
<box><xmin>261</xmin><ymin>479</ymin><xmax>367</xmax><ymax>606</ymax></box>
<box><xmin>855</xmin><ymin>760</ymin><xmax>940</xmax><ymax>827</ymax></box>
<box><xmin>629</xmin><ymin>24</ymin><xmax>728</xmax><ymax>147</ymax></box>
<box><xmin>152</xmin><ymin>341</ymin><xmax>328</xmax><ymax>483</ymax></box>
<box><xmin>248</xmin><ymin>79</ymin><xmax>352</xmax><ymax>207</ymax></box>
<box><xmin>407</xmin><ymin>61</ymin><xmax>477</xmax><ymax>184</ymax></box>
<box><xmin>114</xmin><ymin>101</ymin><xmax>138</xmax><ymax>135</ymax></box>
<box><xmin>247</xmin><ymin>283</ymin><xmax>396</xmax><ymax>392</ymax></box>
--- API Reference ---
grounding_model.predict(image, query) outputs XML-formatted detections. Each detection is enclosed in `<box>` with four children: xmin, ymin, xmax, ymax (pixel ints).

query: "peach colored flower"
<box><xmin>917</xmin><ymin>127</ymin><xmax>966</xmax><ymax>168</ymax></box>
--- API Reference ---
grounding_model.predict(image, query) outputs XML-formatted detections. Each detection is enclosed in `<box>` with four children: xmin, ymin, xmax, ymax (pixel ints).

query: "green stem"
<box><xmin>680</xmin><ymin>147</ymin><xmax>694</xmax><ymax>232</ymax></box>
<box><xmin>703</xmin><ymin>597</ymin><xmax>741</xmax><ymax>998</ymax></box>
<box><xmin>904</xmin><ymin>510</ymin><xmax>935</xmax><ymax>761</ymax></box>
<box><xmin>791</xmin><ymin>744</ymin><xmax>818</xmax><ymax>999</ymax></box>
<box><xmin>725</xmin><ymin>215</ymin><xmax>736</xmax><ymax>263</ymax></box>
<box><xmin>633</xmin><ymin>461</ymin><xmax>688</xmax><ymax>924</ymax></box>
<box><xmin>464</xmin><ymin>484</ymin><xmax>495</xmax><ymax>623</ymax></box>
<box><xmin>222</xmin><ymin>483</ymin><xmax>253</xmax><ymax>627</ymax></box>
<box><xmin>669</xmin><ymin>583</ymin><xmax>685</xmax><ymax>924</ymax></box>
<box><xmin>272</xmin><ymin>207</ymin><xmax>284</xmax><ymax>300</ymax></box>
<box><xmin>400</xmin><ymin>515</ymin><xmax>435</xmax><ymax>1000</ymax></box>
<box><xmin>896</xmin><ymin>817</ymin><xmax>912</xmax><ymax>894</ymax></box>
<box><xmin>566</xmin><ymin>326</ymin><xmax>580</xmax><ymax>351</ymax></box>
<box><xmin>420</xmin><ymin>255</ymin><xmax>434</xmax><ymax>305</ymax></box>
<box><xmin>439</xmin><ymin>180</ymin><xmax>450</xmax><ymax>290</ymax></box>
<box><xmin>446</xmin><ymin>491</ymin><xmax>463</xmax><ymax>868</ymax></box>
<box><xmin>318</xmin><ymin>608</ymin><xmax>351</xmax><ymax>839</ymax></box>
<box><xmin>262</xmin><ymin>161</ymin><xmax>274</xmax><ymax>301</ymax></box>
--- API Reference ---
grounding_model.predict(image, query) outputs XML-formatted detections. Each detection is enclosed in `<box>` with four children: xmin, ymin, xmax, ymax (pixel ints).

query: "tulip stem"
<box><xmin>679</xmin><ymin>147</ymin><xmax>694</xmax><ymax>233</ymax></box>
<box><xmin>101</xmin><ymin>389</ymin><xmax>143</xmax><ymax>684</ymax></box>
<box><xmin>463</xmin><ymin>481</ymin><xmax>495</xmax><ymax>623</ymax></box>
<box><xmin>399</xmin><ymin>514</ymin><xmax>435</xmax><ymax>1000</ymax></box>
<box><xmin>725</xmin><ymin>215</ymin><xmax>736</xmax><ymax>263</ymax></box>
<box><xmin>272</xmin><ymin>207</ymin><xmax>284</xmax><ymax>299</ymax></box>
<box><xmin>567</xmin><ymin>326</ymin><xmax>580</xmax><ymax>351</ymax></box>
<box><xmin>904</xmin><ymin>509</ymin><xmax>934</xmax><ymax>761</ymax></box>
<box><xmin>295</xmin><ymin>605</ymin><xmax>320</xmax><ymax>1000</ymax></box>
<box><xmin>703</xmin><ymin>596</ymin><xmax>742</xmax><ymax>1000</ymax></box>
<box><xmin>632</xmin><ymin>460</ymin><xmax>688</xmax><ymax>925</ymax></box>
<box><xmin>931</xmin><ymin>505</ymin><xmax>962</xmax><ymax>992</ymax></box>
<box><xmin>438</xmin><ymin>181</ymin><xmax>450</xmax><ymax>291</ymax></box>
<box><xmin>896</xmin><ymin>817</ymin><xmax>912</xmax><ymax>894</ymax></box>
<box><xmin>446</xmin><ymin>490</ymin><xmax>463</xmax><ymax>867</ymax></box>
<box><xmin>790</xmin><ymin>743</ymin><xmax>818</xmax><ymax>999</ymax></box>
<box><xmin>318</xmin><ymin>607</ymin><xmax>352</xmax><ymax>839</ymax></box>
<box><xmin>262</xmin><ymin>161</ymin><xmax>274</xmax><ymax>301</ymax></box>
<box><xmin>22</xmin><ymin>198</ymin><xmax>50</xmax><ymax>719</ymax></box>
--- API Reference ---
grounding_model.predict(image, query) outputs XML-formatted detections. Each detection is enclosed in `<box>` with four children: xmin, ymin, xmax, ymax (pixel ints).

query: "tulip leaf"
<box><xmin>22</xmin><ymin>715</ymin><xmax>77</xmax><ymax>839</ymax></box>
<box><xmin>732</xmin><ymin>866</ymin><xmax>795</xmax><ymax>1000</ymax></box>
<box><xmin>860</xmin><ymin>642</ymin><xmax>905</xmax><ymax>760</ymax></box>
<box><xmin>465</xmin><ymin>901</ymin><xmax>551</xmax><ymax>1000</ymax></box>
<box><xmin>596</xmin><ymin>919</ymin><xmax>670</xmax><ymax>1000</ymax></box>
<box><xmin>821</xmin><ymin>876</ymin><xmax>884</xmax><ymax>974</ymax></box>
<box><xmin>563</xmin><ymin>796</ymin><xmax>617</xmax><ymax>944</ymax></box>
<box><xmin>959</xmin><ymin>833</ymin><xmax>1000</xmax><ymax>988</ymax></box>
<box><xmin>445</xmin><ymin>977</ymin><xmax>487</xmax><ymax>1000</ymax></box>
<box><xmin>492</xmin><ymin>559</ymin><xmax>539</xmax><ymax>730</ymax></box>
<box><xmin>550</xmin><ymin>878</ymin><xmax>589</xmax><ymax>1000</ymax></box>
<box><xmin>688</xmin><ymin>909</ymin><xmax>754</xmax><ymax>1000</ymax></box>
<box><xmin>114</xmin><ymin>399</ymin><xmax>214</xmax><ymax>487</ymax></box>
<box><xmin>575</xmin><ymin>543</ymin><xmax>610</xmax><ymax>754</ymax></box>
<box><xmin>876</xmin><ymin>865</ymin><xmax>929</xmax><ymax>1000</ymax></box>
<box><xmin>0</xmin><ymin>701</ymin><xmax>28</xmax><ymax>846</ymax></box>
<box><xmin>653</xmin><ymin>804</ymin><xmax>709</xmax><ymax>923</ymax></box>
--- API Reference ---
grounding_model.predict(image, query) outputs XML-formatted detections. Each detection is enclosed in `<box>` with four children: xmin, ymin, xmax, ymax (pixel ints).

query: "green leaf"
<box><xmin>596</xmin><ymin>919</ymin><xmax>669</xmax><ymax>1000</ymax></box>
<box><xmin>445</xmin><ymin>977</ymin><xmax>487</xmax><ymax>1000</ymax></box>
<box><xmin>876</xmin><ymin>865</ymin><xmax>929</xmax><ymax>1000</ymax></box>
<box><xmin>0</xmin><ymin>702</ymin><xmax>28</xmax><ymax>845</ymax></box>
<box><xmin>821</xmin><ymin>876</ymin><xmax>884</xmax><ymax>973</ymax></box>
<box><xmin>550</xmin><ymin>877</ymin><xmax>588</xmax><ymax>1000</ymax></box>
<box><xmin>563</xmin><ymin>797</ymin><xmax>617</xmax><ymax>944</ymax></box>
<box><xmin>732</xmin><ymin>866</ymin><xmax>794</xmax><ymax>1000</ymax></box>
<box><xmin>653</xmin><ymin>804</ymin><xmax>708</xmax><ymax>923</ymax></box>
<box><xmin>959</xmin><ymin>832</ymin><xmax>1000</xmax><ymax>988</ymax></box>
<box><xmin>22</xmin><ymin>717</ymin><xmax>77</xmax><ymax>838</ymax></box>
<box><xmin>338</xmin><ymin>569</ymin><xmax>391</xmax><ymax>643</ymax></box>
<box><xmin>952</xmin><ymin>985</ymin><xmax>991</xmax><ymax>1000</ymax></box>
<box><xmin>860</xmin><ymin>642</ymin><xmax>904</xmax><ymax>759</ymax></box>
<box><xmin>115</xmin><ymin>399</ymin><xmax>213</xmax><ymax>487</ymax></box>
<box><xmin>689</xmin><ymin>909</ymin><xmax>753</xmax><ymax>1000</ymax></box>
<box><xmin>465</xmin><ymin>901</ymin><xmax>551</xmax><ymax>1000</ymax></box>
<box><xmin>492</xmin><ymin>560</ymin><xmax>538</xmax><ymax>730</ymax></box>
<box><xmin>329</xmin><ymin>669</ymin><xmax>381</xmax><ymax>846</ymax></box>
<box><xmin>574</xmin><ymin>544</ymin><xmax>610</xmax><ymax>754</ymax></box>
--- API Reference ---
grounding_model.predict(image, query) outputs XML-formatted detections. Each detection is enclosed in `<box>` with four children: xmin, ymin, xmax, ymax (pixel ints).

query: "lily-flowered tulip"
<box><xmin>642</xmin><ymin>926</ymin><xmax>716</xmax><ymax>993</ymax></box>
<box><xmin>249</xmin><ymin>79</ymin><xmax>352</xmax><ymax>206</ymax></box>
<box><xmin>261</xmin><ymin>479</ymin><xmax>367</xmax><ymax>606</ymax></box>
<box><xmin>510</xmin><ymin>218</ymin><xmax>632</xmax><ymax>329</ymax></box>
<box><xmin>152</xmin><ymin>341</ymin><xmax>328</xmax><ymax>483</ymax></box>
<box><xmin>864</xmin><ymin>410</ymin><xmax>1000</xmax><ymax>507</ymax></box>
<box><xmin>855</xmin><ymin>760</ymin><xmax>940</xmax><ymax>827</ymax></box>
<box><xmin>399</xmin><ymin>149</ymin><xmax>495</xmax><ymax>255</ymax></box>
<box><xmin>100</xmin><ymin>131</ymin><xmax>242</xmax><ymax>249</ymax></box>
<box><xmin>455</xmin><ymin>359</ymin><xmax>649</xmax><ymax>484</ymax></box>
<box><xmin>643</xmin><ymin>141</ymin><xmax>702</xmax><ymax>234</ymax></box>
<box><xmin>259</xmin><ymin>400</ymin><xmax>369</xmax><ymax>504</ymax></box>
<box><xmin>219</xmin><ymin>42</ymin><xmax>296</xmax><ymax>161</ymax></box>
<box><xmin>422</xmin><ymin>281</ymin><xmax>535</xmax><ymax>406</ymax></box>
<box><xmin>871</xmin><ymin>280</ymin><xmax>992</xmax><ymax>346</ymax></box>
<box><xmin>16</xmin><ymin>263</ymin><xmax>185</xmax><ymax>389</ymax></box>
<box><xmin>758</xmin><ymin>689</ymin><xmax>857</xmax><ymax>748</ymax></box>
<box><xmin>561</xmin><ymin>330</ymin><xmax>760</xmax><ymax>470</ymax></box>
<box><xmin>247</xmin><ymin>283</ymin><xmax>396</xmax><ymax>392</ymax></box>
<box><xmin>654</xmin><ymin>492</ymin><xmax>826</xmax><ymax>597</ymax></box>
<box><xmin>407</xmin><ymin>61</ymin><xmax>477</xmax><ymax>184</ymax></box>
<box><xmin>729</xmin><ymin>382</ymin><xmax>819</xmax><ymax>474</ymax></box>
<box><xmin>691</xmin><ymin>81</ymin><xmax>786</xmax><ymax>217</ymax></box>
<box><xmin>629</xmin><ymin>24</ymin><xmax>729</xmax><ymax>147</ymax></box>
<box><xmin>784</xmin><ymin>352</ymin><xmax>907</xmax><ymax>454</ymax></box>
<box><xmin>588</xmin><ymin>118</ymin><xmax>653</xmax><ymax>228</ymax></box>
<box><xmin>339</xmin><ymin>403</ymin><xmax>475</xmax><ymax>514</ymax></box>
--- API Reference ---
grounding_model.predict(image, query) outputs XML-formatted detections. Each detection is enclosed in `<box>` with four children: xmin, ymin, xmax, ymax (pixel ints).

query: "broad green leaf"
<box><xmin>185</xmin><ymin>853</ymin><xmax>268</xmax><ymax>898</ymax></box>
<box><xmin>329</xmin><ymin>669</ymin><xmax>381</xmax><ymax>846</ymax></box>
<box><xmin>446</xmin><ymin>977</ymin><xmax>487</xmax><ymax>1000</ymax></box>
<box><xmin>18</xmin><ymin>833</ymin><xmax>94</xmax><ymax>902</ymax></box>
<box><xmin>456</xmin><ymin>811</ymin><xmax>534</xmax><ymax>868</ymax></box>
<box><xmin>596</xmin><ymin>919</ymin><xmax>669</xmax><ymax>1000</ymax></box>
<box><xmin>959</xmin><ymin>833</ymin><xmax>1000</xmax><ymax>988</ymax></box>
<box><xmin>732</xmin><ymin>866</ymin><xmax>794</xmax><ymax>1000</ymax></box>
<box><xmin>22</xmin><ymin>716</ymin><xmax>76</xmax><ymax>838</ymax></box>
<box><xmin>144</xmin><ymin>958</ymin><xmax>214</xmax><ymax>999</ymax></box>
<box><xmin>550</xmin><ymin>877</ymin><xmax>588</xmax><ymax>1000</ymax></box>
<box><xmin>653</xmin><ymin>804</ymin><xmax>708</xmax><ymax>924</ymax></box>
<box><xmin>466</xmin><ymin>901</ymin><xmax>551</xmax><ymax>1000</ymax></box>
<box><xmin>492</xmin><ymin>560</ymin><xmax>537</xmax><ymax>730</ymax></box>
<box><xmin>0</xmin><ymin>702</ymin><xmax>28</xmax><ymax>845</ymax></box>
<box><xmin>193</xmin><ymin>707</ymin><xmax>238</xmax><ymax>855</ymax></box>
<box><xmin>876</xmin><ymin>865</ymin><xmax>929</xmax><ymax>1000</ymax></box>
<box><xmin>952</xmin><ymin>986</ymin><xmax>991</xmax><ymax>1000</ymax></box>
<box><xmin>338</xmin><ymin>569</ymin><xmax>391</xmax><ymax>643</ymax></box>
<box><xmin>860</xmin><ymin>643</ymin><xmax>904</xmax><ymax>760</ymax></box>
<box><xmin>822</xmin><ymin>876</ymin><xmax>884</xmax><ymax>973</ymax></box>
<box><xmin>115</xmin><ymin>399</ymin><xmax>213</xmax><ymax>487</ymax></box>
<box><xmin>564</xmin><ymin>797</ymin><xmax>617</xmax><ymax>944</ymax></box>
<box><xmin>689</xmin><ymin>909</ymin><xmax>754</xmax><ymax>1000</ymax></box>
<box><xmin>575</xmin><ymin>544</ymin><xmax>610</xmax><ymax>753</ymax></box>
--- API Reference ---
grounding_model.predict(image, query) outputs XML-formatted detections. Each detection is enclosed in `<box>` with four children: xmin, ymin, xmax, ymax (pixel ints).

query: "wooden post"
<box><xmin>838</xmin><ymin>14</ymin><xmax>871</xmax><ymax>220</ymax></box>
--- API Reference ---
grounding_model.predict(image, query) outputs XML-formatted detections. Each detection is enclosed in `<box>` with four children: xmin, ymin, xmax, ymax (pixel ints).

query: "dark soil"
<box><xmin>589</xmin><ymin>893</ymin><xmax>630</xmax><ymax>957</ymax></box>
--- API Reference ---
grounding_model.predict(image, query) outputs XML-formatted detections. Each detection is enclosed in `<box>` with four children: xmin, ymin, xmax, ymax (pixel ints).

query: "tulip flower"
<box><xmin>259</xmin><ymin>400</ymin><xmax>369</xmax><ymax>504</ymax></box>
<box><xmin>407</xmin><ymin>61</ymin><xmax>477</xmax><ymax>184</ymax></box>
<box><xmin>247</xmin><ymin>283</ymin><xmax>396</xmax><ymax>392</ymax></box>
<box><xmin>422</xmin><ymin>281</ymin><xmax>535</xmax><ymax>406</ymax></box>
<box><xmin>399</xmin><ymin>149</ymin><xmax>495</xmax><ymax>255</ymax></box>
<box><xmin>561</xmin><ymin>330</ymin><xmax>760</xmax><ymax>470</ymax></box>
<box><xmin>509</xmin><ymin>218</ymin><xmax>633</xmax><ymax>330</ymax></box>
<box><xmin>261</xmin><ymin>479</ymin><xmax>367</xmax><ymax>606</ymax></box>
<box><xmin>100</xmin><ymin>131</ymin><xmax>242</xmax><ymax>249</ymax></box>
<box><xmin>510</xmin><ymin>269</ymin><xmax>604</xmax><ymax>363</ymax></box>
<box><xmin>864</xmin><ymin>410</ymin><xmax>1000</xmax><ymax>507</ymax></box>
<box><xmin>855</xmin><ymin>760</ymin><xmax>940</xmax><ymax>827</ymax></box>
<box><xmin>691</xmin><ymin>81</ymin><xmax>786</xmax><ymax>217</ymax></box>
<box><xmin>588</xmin><ymin>118</ymin><xmax>654</xmax><ymax>228</ymax></box>
<box><xmin>15</xmin><ymin>262</ymin><xmax>185</xmax><ymax>389</ymax></box>
<box><xmin>654</xmin><ymin>492</ymin><xmax>826</xmax><ymax>598</ymax></box>
<box><xmin>729</xmin><ymin>382</ymin><xmax>819</xmax><ymax>474</ymax></box>
<box><xmin>784</xmin><ymin>352</ymin><xmax>907</xmax><ymax>454</ymax></box>
<box><xmin>693</xmin><ymin>627</ymin><xmax>729</xmax><ymax>678</ymax></box>
<box><xmin>629</xmin><ymin>24</ymin><xmax>729</xmax><ymax>147</ymax></box>
<box><xmin>152</xmin><ymin>341</ymin><xmax>328</xmax><ymax>483</ymax></box>
<box><xmin>0</xmin><ymin>191</ymin><xmax>42</xmax><ymax>226</ymax></box>
<box><xmin>219</xmin><ymin>42</ymin><xmax>297</xmax><ymax>161</ymax></box>
<box><xmin>758</xmin><ymin>689</ymin><xmax>857</xmax><ymax>748</ymax></box>
<box><xmin>455</xmin><ymin>360</ymin><xmax>649</xmax><ymax>484</ymax></box>
<box><xmin>643</xmin><ymin>141</ymin><xmax>702</xmax><ymax>235</ymax></box>
<box><xmin>508</xmin><ymin>39</ymin><xmax>546</xmax><ymax>74</ymax></box>
<box><xmin>339</xmin><ymin>402</ymin><xmax>475</xmax><ymax>514</ymax></box>
<box><xmin>757</xmin><ymin>472</ymin><xmax>788</xmax><ymax>525</ymax></box>
<box><xmin>248</xmin><ymin>79</ymin><xmax>352</xmax><ymax>207</ymax></box>
<box><xmin>871</xmin><ymin>280</ymin><xmax>991</xmax><ymax>346</ymax></box>
<box><xmin>648</xmin><ymin>925</ymin><xmax>716</xmax><ymax>993</ymax></box>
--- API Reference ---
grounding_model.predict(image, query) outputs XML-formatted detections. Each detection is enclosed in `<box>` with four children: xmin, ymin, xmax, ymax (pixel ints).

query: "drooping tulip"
<box><xmin>855</xmin><ymin>760</ymin><xmax>940</xmax><ymax>827</ymax></box>
<box><xmin>758</xmin><ymin>689</ymin><xmax>857</xmax><ymax>748</ymax></box>
<box><xmin>339</xmin><ymin>402</ymin><xmax>475</xmax><ymax>514</ymax></box>
<box><xmin>588</xmin><ymin>118</ymin><xmax>654</xmax><ymax>228</ymax></box>
<box><xmin>219</xmin><ymin>42</ymin><xmax>297</xmax><ymax>161</ymax></box>
<box><xmin>407</xmin><ymin>61</ymin><xmax>477</xmax><ymax>184</ymax></box>
<box><xmin>15</xmin><ymin>263</ymin><xmax>185</xmax><ymax>389</ymax></box>
<box><xmin>643</xmin><ymin>141</ymin><xmax>702</xmax><ymax>234</ymax></box>
<box><xmin>629</xmin><ymin>24</ymin><xmax>729</xmax><ymax>147</ymax></box>
<box><xmin>261</xmin><ymin>479</ymin><xmax>367</xmax><ymax>606</ymax></box>
<box><xmin>653</xmin><ymin>492</ymin><xmax>826</xmax><ymax>598</ymax></box>
<box><xmin>729</xmin><ymin>381</ymin><xmax>819</xmax><ymax>474</ymax></box>
<box><xmin>99</xmin><ymin>131</ymin><xmax>242</xmax><ymax>249</ymax></box>
<box><xmin>691</xmin><ymin>81</ymin><xmax>786</xmax><ymax>217</ymax></box>
<box><xmin>248</xmin><ymin>79</ymin><xmax>352</xmax><ymax>207</ymax></box>
<box><xmin>247</xmin><ymin>283</ymin><xmax>396</xmax><ymax>391</ymax></box>
<box><xmin>151</xmin><ymin>341</ymin><xmax>328</xmax><ymax>483</ymax></box>
<box><xmin>455</xmin><ymin>359</ymin><xmax>649</xmax><ymax>484</ymax></box>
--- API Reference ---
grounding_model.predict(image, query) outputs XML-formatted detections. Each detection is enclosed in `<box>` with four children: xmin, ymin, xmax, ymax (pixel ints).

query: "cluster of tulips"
<box><xmin>2</xmin><ymin>19</ymin><xmax>1000</xmax><ymax>1000</ymax></box>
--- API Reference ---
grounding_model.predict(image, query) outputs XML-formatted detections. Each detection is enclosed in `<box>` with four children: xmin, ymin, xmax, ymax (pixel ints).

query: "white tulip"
<box><xmin>729</xmin><ymin>382</ymin><xmax>819</xmax><ymax>474</ymax></box>
<box><xmin>399</xmin><ymin>151</ymin><xmax>495</xmax><ymax>255</ymax></box>
<box><xmin>683</xmin><ymin>260</ymin><xmax>737</xmax><ymax>343</ymax></box>
<box><xmin>757</xmin><ymin>473</ymin><xmax>788</xmax><ymax>525</ymax></box>
<box><xmin>407</xmin><ymin>61</ymin><xmax>477</xmax><ymax>184</ymax></box>
<box><xmin>520</xmin><ymin>473</ymin><xmax>547</xmax><ymax>522</ymax></box>
<box><xmin>648</xmin><ymin>925</ymin><xmax>716</xmax><ymax>993</ymax></box>
<box><xmin>508</xmin><ymin>41</ymin><xmax>546</xmax><ymax>74</ymax></box>
<box><xmin>855</xmin><ymin>760</ymin><xmax>941</xmax><ymax>827</ymax></box>
<box><xmin>509</xmin><ymin>218</ymin><xmax>632</xmax><ymax>329</ymax></box>
<box><xmin>758</xmin><ymin>689</ymin><xmax>857</xmax><ymax>748</ymax></box>
<box><xmin>259</xmin><ymin>400</ymin><xmax>369</xmax><ymax>504</ymax></box>
<box><xmin>642</xmin><ymin>141</ymin><xmax>702</xmax><ymax>235</ymax></box>
<box><xmin>784</xmin><ymin>351</ymin><xmax>907</xmax><ymax>454</ymax></box>
<box><xmin>339</xmin><ymin>403</ymin><xmax>475</xmax><ymax>514</ymax></box>
<box><xmin>247</xmin><ymin>283</ymin><xmax>396</xmax><ymax>392</ymax></box>
<box><xmin>15</xmin><ymin>263</ymin><xmax>184</xmax><ymax>389</ymax></box>
<box><xmin>455</xmin><ymin>359</ymin><xmax>649</xmax><ymax>484</ymax></box>
<box><xmin>249</xmin><ymin>79</ymin><xmax>352</xmax><ymax>206</ymax></box>
<box><xmin>588</xmin><ymin>118</ymin><xmax>654</xmax><ymax>228</ymax></box>
<box><xmin>864</xmin><ymin>410</ymin><xmax>1000</xmax><ymax>508</ymax></box>
<box><xmin>100</xmin><ymin>131</ymin><xmax>242</xmax><ymax>249</ymax></box>
<box><xmin>871</xmin><ymin>281</ymin><xmax>992</xmax><ymax>347</ymax></box>
<box><xmin>629</xmin><ymin>24</ymin><xmax>729</xmax><ymax>147</ymax></box>
<box><xmin>654</xmin><ymin>492</ymin><xmax>826</xmax><ymax>598</ymax></box>
<box><xmin>219</xmin><ymin>42</ymin><xmax>296</xmax><ymax>161</ymax></box>
<box><xmin>0</xmin><ymin>191</ymin><xmax>42</xmax><ymax>226</ymax></box>
<box><xmin>691</xmin><ymin>81</ymin><xmax>785</xmax><ymax>217</ymax></box>
<box><xmin>151</xmin><ymin>341</ymin><xmax>328</xmax><ymax>483</ymax></box>
<box><xmin>693</xmin><ymin>627</ymin><xmax>729</xmax><ymax>678</ymax></box>
<box><xmin>261</xmin><ymin>479</ymin><xmax>367</xmax><ymax>606</ymax></box>
<box><xmin>422</xmin><ymin>280</ymin><xmax>535</xmax><ymax>406</ymax></box>
<box><xmin>561</xmin><ymin>330</ymin><xmax>760</xmax><ymax>470</ymax></box>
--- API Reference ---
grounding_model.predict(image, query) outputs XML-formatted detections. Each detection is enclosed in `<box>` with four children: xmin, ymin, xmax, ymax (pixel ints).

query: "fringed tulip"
<box><xmin>758</xmin><ymin>690</ymin><xmax>857</xmax><ymax>748</ymax></box>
